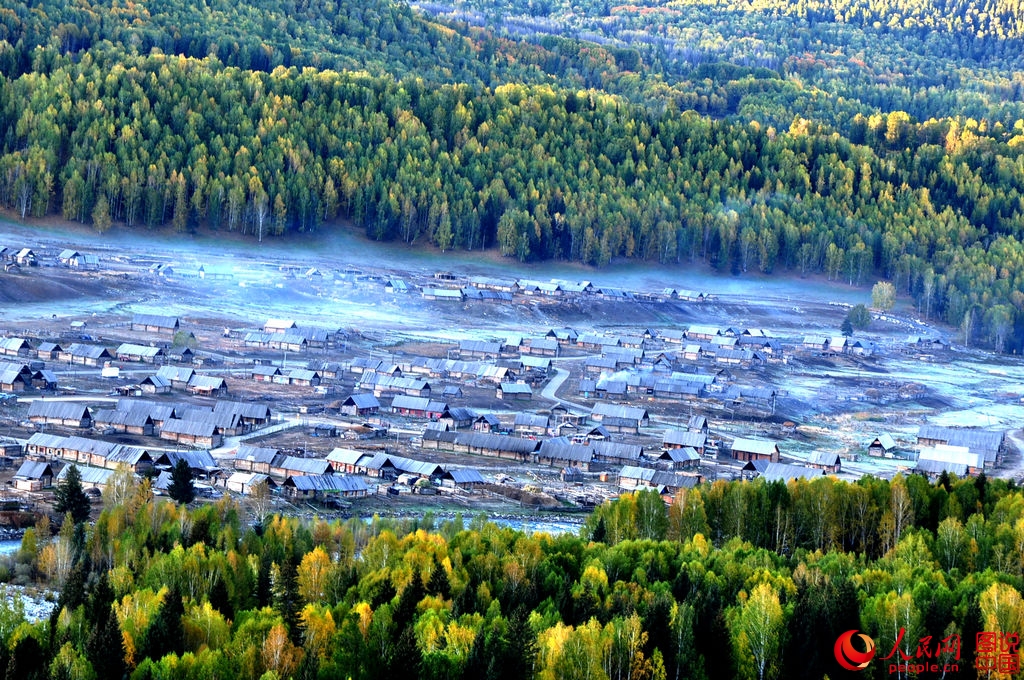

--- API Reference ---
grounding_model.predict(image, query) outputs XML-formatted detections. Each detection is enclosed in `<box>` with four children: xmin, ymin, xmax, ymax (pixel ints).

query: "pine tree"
<box><xmin>53</xmin><ymin>465</ymin><xmax>91</xmax><ymax>524</ymax></box>
<box><xmin>168</xmin><ymin>458</ymin><xmax>195</xmax><ymax>505</ymax></box>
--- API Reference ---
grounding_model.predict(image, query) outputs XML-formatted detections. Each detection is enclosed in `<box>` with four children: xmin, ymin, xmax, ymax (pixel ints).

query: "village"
<box><xmin>0</xmin><ymin>238</ymin><xmax>1018</xmax><ymax>526</ymax></box>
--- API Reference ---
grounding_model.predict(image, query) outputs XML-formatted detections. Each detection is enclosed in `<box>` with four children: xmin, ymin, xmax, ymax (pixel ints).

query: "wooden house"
<box><xmin>61</xmin><ymin>343</ymin><xmax>114</xmax><ymax>366</ymax></box>
<box><xmin>270</xmin><ymin>456</ymin><xmax>334</xmax><ymax>479</ymax></box>
<box><xmin>58</xmin><ymin>249</ymin><xmax>82</xmax><ymax>267</ymax></box>
<box><xmin>28</xmin><ymin>400</ymin><xmax>92</xmax><ymax>428</ymax></box>
<box><xmin>187</xmin><ymin>375</ymin><xmax>228</xmax><ymax>397</ymax></box>
<box><xmin>92</xmin><ymin>408</ymin><xmax>156</xmax><ymax>435</ymax></box>
<box><xmin>514</xmin><ymin>413</ymin><xmax>549</xmax><ymax>437</ymax></box>
<box><xmin>35</xmin><ymin>342</ymin><xmax>62</xmax><ymax>361</ymax></box>
<box><xmin>807</xmin><ymin>451</ymin><xmax>842</xmax><ymax>473</ymax></box>
<box><xmin>156</xmin><ymin>365</ymin><xmax>195</xmax><ymax>389</ymax></box>
<box><xmin>13</xmin><ymin>460</ymin><xmax>54</xmax><ymax>491</ymax></box>
<box><xmin>497</xmin><ymin>383</ymin><xmax>532</xmax><ymax>400</ymax></box>
<box><xmin>441</xmin><ymin>468</ymin><xmax>486</xmax><ymax>489</ymax></box>
<box><xmin>213</xmin><ymin>401</ymin><xmax>272</xmax><ymax>430</ymax></box>
<box><xmin>234</xmin><ymin>445</ymin><xmax>281</xmax><ymax>474</ymax></box>
<box><xmin>473</xmin><ymin>414</ymin><xmax>504</xmax><ymax>433</ymax></box>
<box><xmin>264</xmin><ymin>319</ymin><xmax>298</xmax><ymax>334</ymax></box>
<box><xmin>131</xmin><ymin>314</ymin><xmax>180</xmax><ymax>334</ymax></box>
<box><xmin>251</xmin><ymin>365</ymin><xmax>282</xmax><ymax>382</ymax></box>
<box><xmin>159</xmin><ymin>418</ymin><xmax>223</xmax><ymax>448</ymax></box>
<box><xmin>283</xmin><ymin>474</ymin><xmax>369</xmax><ymax>500</ymax></box>
<box><xmin>590</xmin><ymin>403</ymin><xmax>649</xmax><ymax>434</ymax></box>
<box><xmin>326</xmin><ymin>448</ymin><xmax>370</xmax><ymax>474</ymax></box>
<box><xmin>917</xmin><ymin>425</ymin><xmax>1004</xmax><ymax>468</ymax></box>
<box><xmin>391</xmin><ymin>396</ymin><xmax>446</xmax><ymax>418</ymax></box>
<box><xmin>287</xmin><ymin>369</ymin><xmax>321</xmax><ymax>387</ymax></box>
<box><xmin>139</xmin><ymin>375</ymin><xmax>172</xmax><ymax>394</ymax></box>
<box><xmin>225</xmin><ymin>472</ymin><xmax>276</xmax><ymax>495</ymax></box>
<box><xmin>730</xmin><ymin>437</ymin><xmax>780</xmax><ymax>463</ymax></box>
<box><xmin>15</xmin><ymin>248</ymin><xmax>36</xmax><ymax>266</ymax></box>
<box><xmin>0</xmin><ymin>337</ymin><xmax>33</xmax><ymax>358</ymax></box>
<box><xmin>420</xmin><ymin>430</ymin><xmax>538</xmax><ymax>462</ymax></box>
<box><xmin>535</xmin><ymin>439</ymin><xmax>594</xmax><ymax>470</ymax></box>
<box><xmin>867</xmin><ymin>434</ymin><xmax>897</xmax><ymax>458</ymax></box>
<box><xmin>917</xmin><ymin>444</ymin><xmax>984</xmax><ymax>477</ymax></box>
<box><xmin>0</xmin><ymin>361</ymin><xmax>32</xmax><ymax>391</ymax></box>
<box><xmin>439</xmin><ymin>406</ymin><xmax>476</xmax><ymax>430</ymax></box>
<box><xmin>154</xmin><ymin>450</ymin><xmax>219</xmax><ymax>479</ymax></box>
<box><xmin>340</xmin><ymin>393</ymin><xmax>381</xmax><ymax>417</ymax></box>
<box><xmin>116</xmin><ymin>343</ymin><xmax>165</xmax><ymax>363</ymax></box>
<box><xmin>58</xmin><ymin>464</ymin><xmax>113</xmax><ymax>490</ymax></box>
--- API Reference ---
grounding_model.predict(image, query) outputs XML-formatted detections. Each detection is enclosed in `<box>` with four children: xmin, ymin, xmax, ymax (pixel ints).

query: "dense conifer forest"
<box><xmin>1</xmin><ymin>470</ymin><xmax>1021</xmax><ymax>679</ymax></box>
<box><xmin>2</xmin><ymin>0</ymin><xmax>1024</xmax><ymax>348</ymax></box>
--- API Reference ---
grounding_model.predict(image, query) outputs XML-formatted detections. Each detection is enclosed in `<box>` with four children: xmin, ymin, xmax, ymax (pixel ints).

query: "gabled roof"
<box><xmin>918</xmin><ymin>444</ymin><xmax>984</xmax><ymax>470</ymax></box>
<box><xmin>26</xmin><ymin>432</ymin><xmax>67</xmax><ymax>449</ymax></box>
<box><xmin>92</xmin><ymin>408</ymin><xmax>154</xmax><ymax>428</ymax></box>
<box><xmin>870</xmin><ymin>433</ymin><xmax>897</xmax><ymax>450</ymax></box>
<box><xmin>156</xmin><ymin>365</ymin><xmax>195</xmax><ymax>382</ymax></box>
<box><xmin>591</xmin><ymin>403</ymin><xmax>648</xmax><ymax>422</ymax></box>
<box><xmin>499</xmin><ymin>383</ymin><xmax>532</xmax><ymax>395</ymax></box>
<box><xmin>160</xmin><ymin>418</ymin><xmax>217</xmax><ymax>437</ymax></box>
<box><xmin>326</xmin><ymin>448</ymin><xmax>367</xmax><ymax>466</ymax></box>
<box><xmin>285</xmin><ymin>474</ymin><xmax>367</xmax><ymax>493</ymax></box>
<box><xmin>732</xmin><ymin>438</ymin><xmax>779</xmax><ymax>456</ymax></box>
<box><xmin>344</xmin><ymin>393</ymin><xmax>380</xmax><ymax>409</ymax></box>
<box><xmin>0</xmin><ymin>361</ymin><xmax>31</xmax><ymax>385</ymax></box>
<box><xmin>116</xmin><ymin>343</ymin><xmax>164</xmax><ymax>358</ymax></box>
<box><xmin>661</xmin><ymin>447</ymin><xmax>701</xmax><ymax>463</ymax></box>
<box><xmin>591</xmin><ymin>440</ymin><xmax>642</xmax><ymax>461</ymax></box>
<box><xmin>188</xmin><ymin>375</ymin><xmax>226</xmax><ymax>390</ymax></box>
<box><xmin>514</xmin><ymin>413</ymin><xmax>549</xmax><ymax>428</ymax></box>
<box><xmin>57</xmin><ymin>465</ymin><xmax>113</xmax><ymax>486</ymax></box>
<box><xmin>538</xmin><ymin>439</ymin><xmax>594</xmax><ymax>463</ymax></box>
<box><xmin>132</xmin><ymin>314</ymin><xmax>179</xmax><ymax>328</ymax></box>
<box><xmin>64</xmin><ymin>344</ymin><xmax>113</xmax><ymax>359</ymax></box>
<box><xmin>807</xmin><ymin>451</ymin><xmax>841</xmax><ymax>467</ymax></box>
<box><xmin>759</xmin><ymin>462</ymin><xmax>821</xmax><ymax>482</ymax></box>
<box><xmin>444</xmin><ymin>468</ymin><xmax>486</xmax><ymax>484</ymax></box>
<box><xmin>235</xmin><ymin>445</ymin><xmax>280</xmax><ymax>465</ymax></box>
<box><xmin>392</xmin><ymin>395</ymin><xmax>433</xmax><ymax>411</ymax></box>
<box><xmin>157</xmin><ymin>450</ymin><xmax>219</xmax><ymax>472</ymax></box>
<box><xmin>15</xmin><ymin>460</ymin><xmax>53</xmax><ymax>480</ymax></box>
<box><xmin>213</xmin><ymin>401</ymin><xmax>272</xmax><ymax>419</ymax></box>
<box><xmin>275</xmin><ymin>456</ymin><xmax>334</xmax><ymax>475</ymax></box>
<box><xmin>28</xmin><ymin>400</ymin><xmax>90</xmax><ymax>420</ymax></box>
<box><xmin>917</xmin><ymin>426</ymin><xmax>1003</xmax><ymax>455</ymax></box>
<box><xmin>0</xmin><ymin>338</ymin><xmax>31</xmax><ymax>352</ymax></box>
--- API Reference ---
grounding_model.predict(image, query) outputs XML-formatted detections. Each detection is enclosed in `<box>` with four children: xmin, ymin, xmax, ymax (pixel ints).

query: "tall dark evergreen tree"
<box><xmin>167</xmin><ymin>458</ymin><xmax>195</xmax><ymax>505</ymax></box>
<box><xmin>53</xmin><ymin>465</ymin><xmax>91</xmax><ymax>524</ymax></box>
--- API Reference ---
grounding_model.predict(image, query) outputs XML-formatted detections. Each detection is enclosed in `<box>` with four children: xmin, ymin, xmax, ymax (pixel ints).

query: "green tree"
<box><xmin>841</xmin><ymin>317</ymin><xmax>854</xmax><ymax>337</ymax></box>
<box><xmin>54</xmin><ymin>465</ymin><xmax>91</xmax><ymax>524</ymax></box>
<box><xmin>871</xmin><ymin>281</ymin><xmax>896</xmax><ymax>311</ymax></box>
<box><xmin>847</xmin><ymin>303</ymin><xmax>872</xmax><ymax>329</ymax></box>
<box><xmin>732</xmin><ymin>582</ymin><xmax>785</xmax><ymax>680</ymax></box>
<box><xmin>91</xmin><ymin>194</ymin><xmax>111</xmax><ymax>233</ymax></box>
<box><xmin>168</xmin><ymin>459</ymin><xmax>195</xmax><ymax>505</ymax></box>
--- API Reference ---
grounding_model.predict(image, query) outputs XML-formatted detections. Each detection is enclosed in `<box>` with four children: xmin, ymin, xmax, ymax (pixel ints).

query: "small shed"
<box><xmin>807</xmin><ymin>451</ymin><xmax>842</xmax><ymax>473</ymax></box>
<box><xmin>13</xmin><ymin>460</ymin><xmax>54</xmax><ymax>491</ymax></box>
<box><xmin>730</xmin><ymin>437</ymin><xmax>780</xmax><ymax>463</ymax></box>
<box><xmin>867</xmin><ymin>434</ymin><xmax>897</xmax><ymax>458</ymax></box>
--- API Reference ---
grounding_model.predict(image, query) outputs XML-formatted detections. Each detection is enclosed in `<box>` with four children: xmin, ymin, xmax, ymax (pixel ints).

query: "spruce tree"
<box><xmin>168</xmin><ymin>458</ymin><xmax>195</xmax><ymax>505</ymax></box>
<box><xmin>53</xmin><ymin>465</ymin><xmax>91</xmax><ymax>524</ymax></box>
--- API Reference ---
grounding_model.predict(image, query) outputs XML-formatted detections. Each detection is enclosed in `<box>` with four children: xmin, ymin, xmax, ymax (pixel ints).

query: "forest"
<box><xmin>2</xmin><ymin>0</ymin><xmax>1024</xmax><ymax>349</ymax></box>
<box><xmin>1</xmin><ymin>467</ymin><xmax>1022</xmax><ymax>680</ymax></box>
